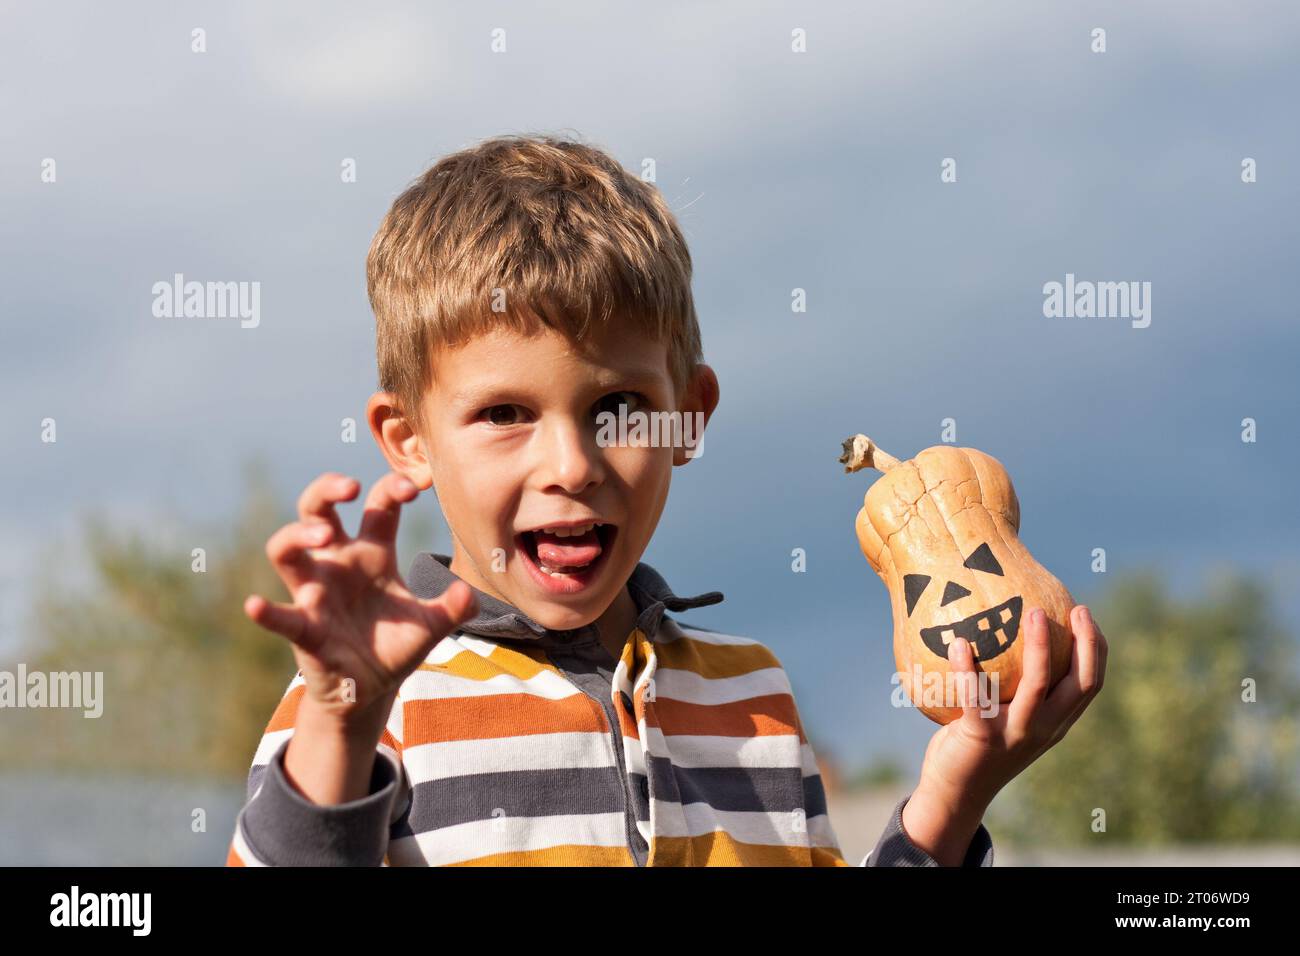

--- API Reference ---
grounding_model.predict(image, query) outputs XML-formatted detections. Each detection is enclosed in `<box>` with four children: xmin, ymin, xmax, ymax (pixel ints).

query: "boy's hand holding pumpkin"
<box><xmin>839</xmin><ymin>434</ymin><xmax>1109</xmax><ymax>864</ymax></box>
<box><xmin>903</xmin><ymin>602</ymin><xmax>1107</xmax><ymax>864</ymax></box>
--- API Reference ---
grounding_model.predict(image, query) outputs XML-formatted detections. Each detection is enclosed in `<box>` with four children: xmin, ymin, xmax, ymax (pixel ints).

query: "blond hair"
<box><xmin>366</xmin><ymin>133</ymin><xmax>703</xmax><ymax>435</ymax></box>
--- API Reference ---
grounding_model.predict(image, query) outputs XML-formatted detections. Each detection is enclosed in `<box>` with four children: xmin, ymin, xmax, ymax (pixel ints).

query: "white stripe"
<box><xmin>800</xmin><ymin>740</ymin><xmax>823</xmax><ymax>777</ymax></box>
<box><xmin>805</xmin><ymin>810</ymin><xmax>842</xmax><ymax>849</ymax></box>
<box><xmin>652</xmin><ymin>801</ymin><xmax>839</xmax><ymax>848</ymax></box>
<box><xmin>251</xmin><ymin>727</ymin><xmax>294</xmax><ymax>767</ymax></box>
<box><xmin>648</xmin><ymin>665</ymin><xmax>793</xmax><ymax>705</ymax></box>
<box><xmin>423</xmin><ymin>633</ymin><xmax>509</xmax><ymax>664</ymax></box>
<box><xmin>673</xmin><ymin>626</ymin><xmax>762</xmax><ymax>646</ymax></box>
<box><xmin>425</xmin><ymin>636</ymin><xmax>464</xmax><ymax>665</ymax></box>
<box><xmin>402</xmin><ymin>731</ymin><xmax>618</xmax><ymax>783</ymax></box>
<box><xmin>622</xmin><ymin>731</ymin><xmax>648</xmax><ymax>777</ymax></box>
<box><xmin>450</xmin><ymin>633</ymin><xmax>513</xmax><ymax>658</ymax></box>
<box><xmin>611</xmin><ymin>657</ymin><xmax>636</xmax><ymax>698</ymax></box>
<box><xmin>640</xmin><ymin>727</ymin><xmax>801</xmax><ymax>768</ymax></box>
<box><xmin>391</xmin><ymin>812</ymin><xmax>630</xmax><ymax>866</ymax></box>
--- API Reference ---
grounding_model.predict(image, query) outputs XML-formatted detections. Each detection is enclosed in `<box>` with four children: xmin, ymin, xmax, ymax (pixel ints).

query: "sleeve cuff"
<box><xmin>238</xmin><ymin>736</ymin><xmax>399</xmax><ymax>866</ymax></box>
<box><xmin>861</xmin><ymin>793</ymin><xmax>994</xmax><ymax>867</ymax></box>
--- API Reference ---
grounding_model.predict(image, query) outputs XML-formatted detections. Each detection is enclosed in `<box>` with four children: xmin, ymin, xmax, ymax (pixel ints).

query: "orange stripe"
<box><xmin>648</xmin><ymin>692</ymin><xmax>801</xmax><ymax>740</ymax></box>
<box><xmin>447</xmin><ymin>844</ymin><xmax>636</xmax><ymax>866</ymax></box>
<box><xmin>811</xmin><ymin>845</ymin><xmax>850</xmax><ymax>867</ymax></box>
<box><xmin>403</xmin><ymin>691</ymin><xmax>607</xmax><ymax>746</ymax></box>
<box><xmin>225</xmin><ymin>843</ymin><xmax>246</xmax><ymax>867</ymax></box>
<box><xmin>265</xmin><ymin>683</ymin><xmax>305</xmax><ymax>732</ymax></box>
<box><xmin>654</xmin><ymin>637</ymin><xmax>784</xmax><ymax>680</ymax></box>
<box><xmin>420</xmin><ymin>644</ymin><xmax>562</xmax><ymax>683</ymax></box>
<box><xmin>649</xmin><ymin>832</ymin><xmax>844</xmax><ymax>866</ymax></box>
<box><xmin>263</xmin><ymin>683</ymin><xmax>402</xmax><ymax>752</ymax></box>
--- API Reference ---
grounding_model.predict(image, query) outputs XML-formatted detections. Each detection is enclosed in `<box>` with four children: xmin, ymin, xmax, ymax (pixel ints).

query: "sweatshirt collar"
<box><xmin>406</xmin><ymin>552</ymin><xmax>724</xmax><ymax>644</ymax></box>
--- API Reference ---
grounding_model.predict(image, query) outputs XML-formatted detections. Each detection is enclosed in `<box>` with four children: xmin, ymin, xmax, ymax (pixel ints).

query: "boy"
<box><xmin>225</xmin><ymin>134</ymin><xmax>1106</xmax><ymax>867</ymax></box>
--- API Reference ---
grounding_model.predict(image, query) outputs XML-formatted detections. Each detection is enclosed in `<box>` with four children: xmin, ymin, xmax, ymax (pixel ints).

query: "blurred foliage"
<box><xmin>990</xmin><ymin>569</ymin><xmax>1300</xmax><ymax>844</ymax></box>
<box><xmin>1</xmin><ymin>458</ymin><xmax>299</xmax><ymax>780</ymax></box>
<box><xmin>845</xmin><ymin>758</ymin><xmax>907</xmax><ymax>790</ymax></box>
<box><xmin>0</xmin><ymin>458</ymin><xmax>445</xmax><ymax>782</ymax></box>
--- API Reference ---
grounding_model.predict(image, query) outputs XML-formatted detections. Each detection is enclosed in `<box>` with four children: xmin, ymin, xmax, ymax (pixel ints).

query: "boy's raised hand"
<box><xmin>243</xmin><ymin>471</ymin><xmax>478</xmax><ymax>730</ymax></box>
<box><xmin>903</xmin><ymin>605</ymin><xmax>1108</xmax><ymax>861</ymax></box>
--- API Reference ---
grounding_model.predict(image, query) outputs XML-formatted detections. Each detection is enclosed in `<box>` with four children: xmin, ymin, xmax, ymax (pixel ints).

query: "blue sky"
<box><xmin>3</xmin><ymin>1</ymin><xmax>1298</xmax><ymax>777</ymax></box>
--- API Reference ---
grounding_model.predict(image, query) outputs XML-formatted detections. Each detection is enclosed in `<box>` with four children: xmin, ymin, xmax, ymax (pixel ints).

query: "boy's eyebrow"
<box><xmin>597</xmin><ymin>364</ymin><xmax>667</xmax><ymax>389</ymax></box>
<box><xmin>450</xmin><ymin>366</ymin><xmax>667</xmax><ymax>407</ymax></box>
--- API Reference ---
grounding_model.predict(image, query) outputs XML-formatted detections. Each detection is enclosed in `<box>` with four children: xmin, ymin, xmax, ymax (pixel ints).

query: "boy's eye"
<box><xmin>482</xmin><ymin>404</ymin><xmax>527</xmax><ymax>426</ymax></box>
<box><xmin>478</xmin><ymin>392</ymin><xmax>648</xmax><ymax>427</ymax></box>
<box><xmin>594</xmin><ymin>391</ymin><xmax>645</xmax><ymax>417</ymax></box>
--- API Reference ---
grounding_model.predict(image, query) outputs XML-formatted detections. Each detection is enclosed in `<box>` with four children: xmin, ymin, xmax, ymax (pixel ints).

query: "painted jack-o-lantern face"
<box><xmin>840</xmin><ymin>435</ymin><xmax>1075</xmax><ymax>724</ymax></box>
<box><xmin>905</xmin><ymin>542</ymin><xmax>1024</xmax><ymax>663</ymax></box>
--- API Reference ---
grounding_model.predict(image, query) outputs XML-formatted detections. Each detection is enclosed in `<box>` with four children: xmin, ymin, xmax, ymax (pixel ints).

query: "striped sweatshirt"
<box><xmin>226</xmin><ymin>552</ymin><xmax>994</xmax><ymax>867</ymax></box>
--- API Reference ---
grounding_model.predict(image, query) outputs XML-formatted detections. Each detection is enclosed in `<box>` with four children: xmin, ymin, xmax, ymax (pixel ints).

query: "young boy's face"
<box><xmin>373</xmin><ymin>320</ymin><xmax>717</xmax><ymax>635</ymax></box>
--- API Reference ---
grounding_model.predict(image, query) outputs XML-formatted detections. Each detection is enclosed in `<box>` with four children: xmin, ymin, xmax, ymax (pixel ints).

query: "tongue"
<box><xmin>533</xmin><ymin>529</ymin><xmax>602</xmax><ymax>569</ymax></box>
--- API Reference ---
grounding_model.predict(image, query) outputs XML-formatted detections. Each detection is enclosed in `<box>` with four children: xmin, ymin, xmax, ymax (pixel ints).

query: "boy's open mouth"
<box><xmin>515</xmin><ymin>522</ymin><xmax>616</xmax><ymax>577</ymax></box>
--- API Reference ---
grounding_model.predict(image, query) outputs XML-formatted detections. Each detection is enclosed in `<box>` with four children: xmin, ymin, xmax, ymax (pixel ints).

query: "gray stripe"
<box><xmin>395</xmin><ymin>767</ymin><xmax>628</xmax><ymax>835</ymax></box>
<box><xmin>394</xmin><ymin>762</ymin><xmax>821</xmax><ymax>834</ymax></box>
<box><xmin>629</xmin><ymin>770</ymin><xmax>650</xmax><ymax>823</ymax></box>
<box><xmin>802</xmin><ymin>772</ymin><xmax>831</xmax><ymax>819</ymax></box>
<box><xmin>648</xmin><ymin>757</ymin><xmax>811</xmax><ymax>814</ymax></box>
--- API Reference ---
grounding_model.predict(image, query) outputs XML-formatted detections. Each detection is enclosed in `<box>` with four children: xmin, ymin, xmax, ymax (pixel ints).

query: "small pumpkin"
<box><xmin>839</xmin><ymin>434</ymin><xmax>1075</xmax><ymax>724</ymax></box>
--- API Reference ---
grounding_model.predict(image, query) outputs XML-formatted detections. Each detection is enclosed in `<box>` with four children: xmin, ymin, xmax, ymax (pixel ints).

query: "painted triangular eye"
<box><xmin>941</xmin><ymin>582</ymin><xmax>971</xmax><ymax>606</ymax></box>
<box><xmin>903</xmin><ymin>574</ymin><xmax>931</xmax><ymax>616</ymax></box>
<box><xmin>964</xmin><ymin>542</ymin><xmax>1003</xmax><ymax>576</ymax></box>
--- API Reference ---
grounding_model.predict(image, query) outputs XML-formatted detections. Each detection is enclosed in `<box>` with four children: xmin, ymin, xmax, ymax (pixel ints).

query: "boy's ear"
<box><xmin>366</xmin><ymin>392</ymin><xmax>434</xmax><ymax>489</ymax></box>
<box><xmin>673</xmin><ymin>363</ymin><xmax>720</xmax><ymax>467</ymax></box>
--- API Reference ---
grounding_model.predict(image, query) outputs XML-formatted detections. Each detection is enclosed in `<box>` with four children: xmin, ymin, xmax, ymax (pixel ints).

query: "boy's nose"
<box><xmin>533</xmin><ymin>420</ymin><xmax>605</xmax><ymax>492</ymax></box>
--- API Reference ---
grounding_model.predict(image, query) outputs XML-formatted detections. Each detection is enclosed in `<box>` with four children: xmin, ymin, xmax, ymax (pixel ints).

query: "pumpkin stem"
<box><xmin>839</xmin><ymin>434</ymin><xmax>901</xmax><ymax>473</ymax></box>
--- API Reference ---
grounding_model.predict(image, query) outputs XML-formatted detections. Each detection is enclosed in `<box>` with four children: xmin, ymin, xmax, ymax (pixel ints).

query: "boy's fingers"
<box><xmin>357</xmin><ymin>472</ymin><xmax>420</xmax><ymax>546</ymax></box>
<box><xmin>947</xmin><ymin>638</ymin><xmax>985</xmax><ymax>731</ymax></box>
<box><xmin>1041</xmin><ymin>605</ymin><xmax>1105</xmax><ymax>732</ymax></box>
<box><xmin>1006</xmin><ymin>607</ymin><xmax>1052</xmax><ymax>741</ymax></box>
<box><xmin>244</xmin><ymin>594</ymin><xmax>315</xmax><ymax>650</ymax></box>
<box><xmin>264</xmin><ymin>521</ymin><xmax>331</xmax><ymax>588</ymax></box>
<box><xmin>419</xmin><ymin>581</ymin><xmax>479</xmax><ymax>641</ymax></box>
<box><xmin>297</xmin><ymin>472</ymin><xmax>360</xmax><ymax>540</ymax></box>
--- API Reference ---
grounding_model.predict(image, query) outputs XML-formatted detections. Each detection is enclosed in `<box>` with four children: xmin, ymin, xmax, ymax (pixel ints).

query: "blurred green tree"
<box><xmin>0</xmin><ymin>457</ymin><xmax>297</xmax><ymax>778</ymax></box>
<box><xmin>1</xmin><ymin>458</ymin><xmax>449</xmax><ymax>780</ymax></box>
<box><xmin>990</xmin><ymin>569</ymin><xmax>1300</xmax><ymax>844</ymax></box>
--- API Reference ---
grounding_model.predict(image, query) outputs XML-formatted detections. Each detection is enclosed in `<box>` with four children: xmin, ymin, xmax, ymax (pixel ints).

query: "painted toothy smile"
<box><xmin>920</xmin><ymin>595</ymin><xmax>1023</xmax><ymax>661</ymax></box>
